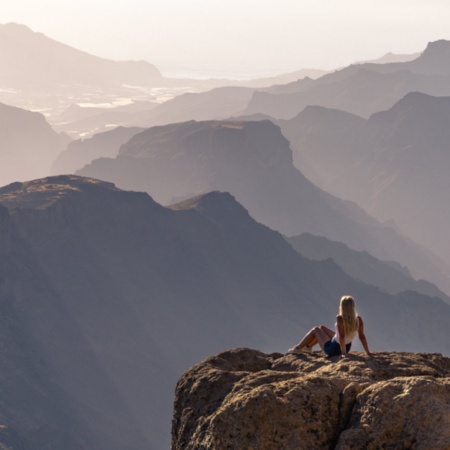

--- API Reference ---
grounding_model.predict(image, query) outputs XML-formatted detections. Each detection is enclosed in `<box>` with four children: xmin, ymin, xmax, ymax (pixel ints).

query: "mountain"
<box><xmin>356</xmin><ymin>51</ymin><xmax>421</xmax><ymax>65</ymax></box>
<box><xmin>172</xmin><ymin>349</ymin><xmax>450</xmax><ymax>450</ymax></box>
<box><xmin>2</xmin><ymin>176</ymin><xmax>450</xmax><ymax>448</ymax></box>
<box><xmin>51</xmin><ymin>102</ymin><xmax>157</xmax><ymax>139</ymax></box>
<box><xmin>129</xmin><ymin>86</ymin><xmax>257</xmax><ymax>128</ymax></box>
<box><xmin>277</xmin><ymin>105</ymin><xmax>367</xmax><ymax>188</ymax></box>
<box><xmin>0</xmin><ymin>23</ymin><xmax>328</xmax><ymax>139</ymax></box>
<box><xmin>75</xmin><ymin>119</ymin><xmax>450</xmax><ymax>294</ymax></box>
<box><xmin>244</xmin><ymin>68</ymin><xmax>450</xmax><ymax>119</ymax></box>
<box><xmin>287</xmin><ymin>233</ymin><xmax>449</xmax><ymax>302</ymax></box>
<box><xmin>0</xmin><ymin>102</ymin><xmax>70</xmax><ymax>186</ymax></box>
<box><xmin>281</xmin><ymin>92</ymin><xmax>450</xmax><ymax>269</ymax></box>
<box><xmin>51</xmin><ymin>126</ymin><xmax>145</xmax><ymax>175</ymax></box>
<box><xmin>0</xmin><ymin>23</ymin><xmax>162</xmax><ymax>90</ymax></box>
<box><xmin>242</xmin><ymin>40</ymin><xmax>450</xmax><ymax>119</ymax></box>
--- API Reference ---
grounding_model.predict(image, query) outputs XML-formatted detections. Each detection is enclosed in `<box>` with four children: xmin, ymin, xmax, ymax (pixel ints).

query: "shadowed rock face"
<box><xmin>172</xmin><ymin>348</ymin><xmax>450</xmax><ymax>450</ymax></box>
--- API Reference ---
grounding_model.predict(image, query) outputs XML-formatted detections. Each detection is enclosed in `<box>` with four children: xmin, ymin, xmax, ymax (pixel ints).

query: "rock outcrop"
<box><xmin>172</xmin><ymin>348</ymin><xmax>450</xmax><ymax>450</ymax></box>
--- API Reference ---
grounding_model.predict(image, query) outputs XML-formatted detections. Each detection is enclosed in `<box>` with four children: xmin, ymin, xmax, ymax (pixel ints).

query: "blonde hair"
<box><xmin>339</xmin><ymin>295</ymin><xmax>358</xmax><ymax>336</ymax></box>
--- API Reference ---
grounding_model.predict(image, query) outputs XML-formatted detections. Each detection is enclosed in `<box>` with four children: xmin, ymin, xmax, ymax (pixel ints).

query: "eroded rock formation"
<box><xmin>172</xmin><ymin>348</ymin><xmax>450</xmax><ymax>449</ymax></box>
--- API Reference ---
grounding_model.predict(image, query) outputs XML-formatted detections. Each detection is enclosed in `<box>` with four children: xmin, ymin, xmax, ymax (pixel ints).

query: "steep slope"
<box><xmin>287</xmin><ymin>233</ymin><xmax>449</xmax><ymax>301</ymax></box>
<box><xmin>2</xmin><ymin>176</ymin><xmax>450</xmax><ymax>448</ymax></box>
<box><xmin>282</xmin><ymin>93</ymin><xmax>450</xmax><ymax>268</ymax></box>
<box><xmin>76</xmin><ymin>119</ymin><xmax>450</xmax><ymax>293</ymax></box>
<box><xmin>278</xmin><ymin>105</ymin><xmax>367</xmax><ymax>188</ymax></box>
<box><xmin>0</xmin><ymin>102</ymin><xmax>71</xmax><ymax>185</ymax></box>
<box><xmin>172</xmin><ymin>349</ymin><xmax>450</xmax><ymax>450</ymax></box>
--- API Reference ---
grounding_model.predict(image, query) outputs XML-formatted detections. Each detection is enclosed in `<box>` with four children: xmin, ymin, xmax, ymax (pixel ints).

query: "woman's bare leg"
<box><xmin>293</xmin><ymin>326</ymin><xmax>334</xmax><ymax>351</ymax></box>
<box><xmin>319</xmin><ymin>325</ymin><xmax>335</xmax><ymax>340</ymax></box>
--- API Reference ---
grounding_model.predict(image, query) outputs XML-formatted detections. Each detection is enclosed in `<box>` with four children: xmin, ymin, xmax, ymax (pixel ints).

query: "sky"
<box><xmin>2</xmin><ymin>0</ymin><xmax>450</xmax><ymax>79</ymax></box>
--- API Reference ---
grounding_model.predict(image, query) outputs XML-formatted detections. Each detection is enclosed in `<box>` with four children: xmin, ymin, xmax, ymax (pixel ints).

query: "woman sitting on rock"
<box><xmin>288</xmin><ymin>295</ymin><xmax>372</xmax><ymax>358</ymax></box>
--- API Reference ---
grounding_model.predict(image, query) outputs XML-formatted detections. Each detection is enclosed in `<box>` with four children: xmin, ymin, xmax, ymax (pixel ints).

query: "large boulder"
<box><xmin>172</xmin><ymin>348</ymin><xmax>450</xmax><ymax>450</ymax></box>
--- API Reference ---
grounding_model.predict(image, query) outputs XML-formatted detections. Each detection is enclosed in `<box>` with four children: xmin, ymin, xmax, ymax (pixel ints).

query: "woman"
<box><xmin>288</xmin><ymin>295</ymin><xmax>372</xmax><ymax>358</ymax></box>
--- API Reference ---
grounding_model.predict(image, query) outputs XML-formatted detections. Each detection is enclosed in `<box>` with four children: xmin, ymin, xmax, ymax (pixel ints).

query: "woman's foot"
<box><xmin>287</xmin><ymin>345</ymin><xmax>312</xmax><ymax>354</ymax></box>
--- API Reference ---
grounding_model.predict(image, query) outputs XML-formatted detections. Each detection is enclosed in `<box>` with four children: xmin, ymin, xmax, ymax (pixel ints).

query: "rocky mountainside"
<box><xmin>76</xmin><ymin>119</ymin><xmax>450</xmax><ymax>294</ymax></box>
<box><xmin>2</xmin><ymin>176</ymin><xmax>450</xmax><ymax>448</ymax></box>
<box><xmin>0</xmin><ymin>102</ymin><xmax>70</xmax><ymax>186</ymax></box>
<box><xmin>172</xmin><ymin>348</ymin><xmax>450</xmax><ymax>450</ymax></box>
<box><xmin>281</xmin><ymin>92</ymin><xmax>450</xmax><ymax>268</ymax></box>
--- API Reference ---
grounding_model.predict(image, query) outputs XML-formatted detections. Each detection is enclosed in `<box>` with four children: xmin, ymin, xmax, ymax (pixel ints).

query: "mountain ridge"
<box><xmin>280</xmin><ymin>92</ymin><xmax>450</xmax><ymax>267</ymax></box>
<box><xmin>75</xmin><ymin>119</ymin><xmax>450</xmax><ymax>294</ymax></box>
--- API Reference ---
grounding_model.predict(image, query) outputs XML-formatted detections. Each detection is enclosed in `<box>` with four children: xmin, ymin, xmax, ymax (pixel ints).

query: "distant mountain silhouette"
<box><xmin>2</xmin><ymin>175</ymin><xmax>450</xmax><ymax>448</ymax></box>
<box><xmin>129</xmin><ymin>86</ymin><xmax>256</xmax><ymax>128</ymax></box>
<box><xmin>244</xmin><ymin>68</ymin><xmax>450</xmax><ymax>119</ymax></box>
<box><xmin>51</xmin><ymin>126</ymin><xmax>144</xmax><ymax>175</ymax></box>
<box><xmin>0</xmin><ymin>23</ymin><xmax>161</xmax><ymax>90</ymax></box>
<box><xmin>75</xmin><ymin>119</ymin><xmax>450</xmax><ymax>294</ymax></box>
<box><xmin>242</xmin><ymin>40</ymin><xmax>450</xmax><ymax>119</ymax></box>
<box><xmin>355</xmin><ymin>51</ymin><xmax>420</xmax><ymax>65</ymax></box>
<box><xmin>281</xmin><ymin>92</ymin><xmax>450</xmax><ymax>270</ymax></box>
<box><xmin>0</xmin><ymin>23</ymin><xmax>330</xmax><ymax>139</ymax></box>
<box><xmin>0</xmin><ymin>102</ymin><xmax>70</xmax><ymax>185</ymax></box>
<box><xmin>287</xmin><ymin>233</ymin><xmax>449</xmax><ymax>302</ymax></box>
<box><xmin>403</xmin><ymin>40</ymin><xmax>450</xmax><ymax>75</ymax></box>
<box><xmin>52</xmin><ymin>102</ymin><xmax>157</xmax><ymax>138</ymax></box>
<box><xmin>277</xmin><ymin>105</ymin><xmax>367</xmax><ymax>188</ymax></box>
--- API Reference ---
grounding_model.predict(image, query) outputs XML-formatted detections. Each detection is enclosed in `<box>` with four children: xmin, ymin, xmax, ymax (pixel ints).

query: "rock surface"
<box><xmin>172</xmin><ymin>348</ymin><xmax>450</xmax><ymax>450</ymax></box>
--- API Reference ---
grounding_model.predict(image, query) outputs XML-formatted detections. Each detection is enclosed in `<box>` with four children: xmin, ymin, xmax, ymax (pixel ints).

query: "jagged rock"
<box><xmin>172</xmin><ymin>348</ymin><xmax>450</xmax><ymax>450</ymax></box>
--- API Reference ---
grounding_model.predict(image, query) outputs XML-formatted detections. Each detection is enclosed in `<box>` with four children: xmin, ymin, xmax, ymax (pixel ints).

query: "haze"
<box><xmin>4</xmin><ymin>0</ymin><xmax>450</xmax><ymax>78</ymax></box>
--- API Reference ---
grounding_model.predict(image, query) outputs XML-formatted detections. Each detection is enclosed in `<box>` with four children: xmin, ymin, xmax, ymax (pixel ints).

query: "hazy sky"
<box><xmin>3</xmin><ymin>0</ymin><xmax>450</xmax><ymax>78</ymax></box>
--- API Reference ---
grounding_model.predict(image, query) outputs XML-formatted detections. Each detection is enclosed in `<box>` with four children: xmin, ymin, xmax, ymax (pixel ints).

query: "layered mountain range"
<box><xmin>3</xmin><ymin>21</ymin><xmax>450</xmax><ymax>450</ymax></box>
<box><xmin>243</xmin><ymin>39</ymin><xmax>450</xmax><ymax>119</ymax></box>
<box><xmin>75</xmin><ymin>119</ymin><xmax>450</xmax><ymax>294</ymax></box>
<box><xmin>0</xmin><ymin>23</ymin><xmax>327</xmax><ymax>138</ymax></box>
<box><xmin>280</xmin><ymin>92</ymin><xmax>450</xmax><ymax>267</ymax></box>
<box><xmin>6</xmin><ymin>23</ymin><xmax>450</xmax><ymax>141</ymax></box>
<box><xmin>1</xmin><ymin>176</ymin><xmax>450</xmax><ymax>449</ymax></box>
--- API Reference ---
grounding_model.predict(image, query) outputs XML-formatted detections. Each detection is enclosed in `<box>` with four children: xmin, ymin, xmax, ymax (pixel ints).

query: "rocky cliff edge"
<box><xmin>172</xmin><ymin>348</ymin><xmax>450</xmax><ymax>450</ymax></box>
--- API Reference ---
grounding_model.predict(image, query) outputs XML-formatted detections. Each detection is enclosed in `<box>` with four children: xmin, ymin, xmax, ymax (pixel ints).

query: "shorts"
<box><xmin>324</xmin><ymin>339</ymin><xmax>351</xmax><ymax>357</ymax></box>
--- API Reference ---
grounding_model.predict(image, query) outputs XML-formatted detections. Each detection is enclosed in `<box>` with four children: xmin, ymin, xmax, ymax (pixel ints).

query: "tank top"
<box><xmin>334</xmin><ymin>316</ymin><xmax>358</xmax><ymax>344</ymax></box>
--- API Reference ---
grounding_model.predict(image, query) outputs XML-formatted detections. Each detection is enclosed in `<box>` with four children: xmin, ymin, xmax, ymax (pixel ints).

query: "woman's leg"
<box><xmin>319</xmin><ymin>325</ymin><xmax>335</xmax><ymax>340</ymax></box>
<box><xmin>292</xmin><ymin>326</ymin><xmax>334</xmax><ymax>351</ymax></box>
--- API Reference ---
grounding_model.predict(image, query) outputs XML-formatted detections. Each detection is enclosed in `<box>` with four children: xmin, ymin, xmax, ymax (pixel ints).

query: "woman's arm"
<box><xmin>357</xmin><ymin>315</ymin><xmax>372</xmax><ymax>355</ymax></box>
<box><xmin>336</xmin><ymin>315</ymin><xmax>347</xmax><ymax>357</ymax></box>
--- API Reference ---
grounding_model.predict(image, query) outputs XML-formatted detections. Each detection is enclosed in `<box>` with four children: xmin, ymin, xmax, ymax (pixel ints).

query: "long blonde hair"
<box><xmin>339</xmin><ymin>295</ymin><xmax>358</xmax><ymax>336</ymax></box>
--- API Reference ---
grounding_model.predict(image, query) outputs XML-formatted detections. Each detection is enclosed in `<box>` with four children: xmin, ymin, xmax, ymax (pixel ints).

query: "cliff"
<box><xmin>172</xmin><ymin>348</ymin><xmax>450</xmax><ymax>450</ymax></box>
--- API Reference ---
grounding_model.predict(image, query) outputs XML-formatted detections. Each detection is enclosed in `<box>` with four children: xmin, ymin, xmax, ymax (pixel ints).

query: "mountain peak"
<box><xmin>1</xmin><ymin>22</ymin><xmax>33</xmax><ymax>33</ymax></box>
<box><xmin>0</xmin><ymin>175</ymin><xmax>118</xmax><ymax>210</ymax></box>
<box><xmin>408</xmin><ymin>39</ymin><xmax>450</xmax><ymax>74</ymax></box>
